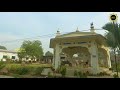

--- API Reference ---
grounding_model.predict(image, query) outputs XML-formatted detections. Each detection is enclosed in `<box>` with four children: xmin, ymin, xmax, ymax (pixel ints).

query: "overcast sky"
<box><xmin>0</xmin><ymin>12</ymin><xmax>119</xmax><ymax>54</ymax></box>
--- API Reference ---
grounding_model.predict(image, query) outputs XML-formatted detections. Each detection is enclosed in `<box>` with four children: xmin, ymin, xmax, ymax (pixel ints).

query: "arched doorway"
<box><xmin>61</xmin><ymin>46</ymin><xmax>91</xmax><ymax>68</ymax></box>
<box><xmin>98</xmin><ymin>48</ymin><xmax>110</xmax><ymax>68</ymax></box>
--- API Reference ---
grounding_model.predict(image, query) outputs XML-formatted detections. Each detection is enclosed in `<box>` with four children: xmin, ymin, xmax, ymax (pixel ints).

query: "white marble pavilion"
<box><xmin>50</xmin><ymin>23</ymin><xmax>111</xmax><ymax>74</ymax></box>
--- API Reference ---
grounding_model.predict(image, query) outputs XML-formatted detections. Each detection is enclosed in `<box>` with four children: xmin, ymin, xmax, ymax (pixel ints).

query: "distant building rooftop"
<box><xmin>0</xmin><ymin>49</ymin><xmax>17</xmax><ymax>53</ymax></box>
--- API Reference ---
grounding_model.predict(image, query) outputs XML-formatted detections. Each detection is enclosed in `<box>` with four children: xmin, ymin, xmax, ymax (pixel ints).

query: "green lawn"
<box><xmin>5</xmin><ymin>63</ymin><xmax>51</xmax><ymax>68</ymax></box>
<box><xmin>0</xmin><ymin>62</ymin><xmax>52</xmax><ymax>78</ymax></box>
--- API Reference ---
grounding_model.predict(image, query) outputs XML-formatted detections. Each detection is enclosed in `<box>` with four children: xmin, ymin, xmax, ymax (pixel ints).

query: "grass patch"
<box><xmin>0</xmin><ymin>62</ymin><xmax>6</xmax><ymax>70</ymax></box>
<box><xmin>74</xmin><ymin>70</ymin><xmax>87</xmax><ymax>78</ymax></box>
<box><xmin>1</xmin><ymin>63</ymin><xmax>51</xmax><ymax>77</ymax></box>
<box><xmin>0</xmin><ymin>63</ymin><xmax>53</xmax><ymax>77</ymax></box>
<box><xmin>33</xmin><ymin>67</ymin><xmax>44</xmax><ymax>76</ymax></box>
<box><xmin>7</xmin><ymin>65</ymin><xmax>30</xmax><ymax>75</ymax></box>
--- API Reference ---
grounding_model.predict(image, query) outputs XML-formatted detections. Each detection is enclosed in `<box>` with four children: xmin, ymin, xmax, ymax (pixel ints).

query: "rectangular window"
<box><xmin>3</xmin><ymin>55</ymin><xmax>7</xmax><ymax>59</ymax></box>
<box><xmin>12</xmin><ymin>56</ymin><xmax>15</xmax><ymax>59</ymax></box>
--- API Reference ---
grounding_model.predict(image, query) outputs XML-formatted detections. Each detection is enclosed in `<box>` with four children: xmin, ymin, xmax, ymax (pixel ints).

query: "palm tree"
<box><xmin>103</xmin><ymin>23</ymin><xmax>120</xmax><ymax>46</ymax></box>
<box><xmin>102</xmin><ymin>22</ymin><xmax>120</xmax><ymax>77</ymax></box>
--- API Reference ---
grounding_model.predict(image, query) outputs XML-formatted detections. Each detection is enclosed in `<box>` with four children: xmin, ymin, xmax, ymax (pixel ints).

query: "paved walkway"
<box><xmin>0</xmin><ymin>75</ymin><xmax>14</xmax><ymax>78</ymax></box>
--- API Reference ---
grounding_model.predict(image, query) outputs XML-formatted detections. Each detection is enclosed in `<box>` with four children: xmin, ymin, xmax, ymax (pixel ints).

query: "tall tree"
<box><xmin>0</xmin><ymin>45</ymin><xmax>7</xmax><ymax>50</ymax></box>
<box><xmin>103</xmin><ymin>22</ymin><xmax>120</xmax><ymax>47</ymax></box>
<box><xmin>18</xmin><ymin>40</ymin><xmax>43</xmax><ymax>61</ymax></box>
<box><xmin>104</xmin><ymin>32</ymin><xmax>117</xmax><ymax>49</ymax></box>
<box><xmin>102</xmin><ymin>22</ymin><xmax>120</xmax><ymax>76</ymax></box>
<box><xmin>18</xmin><ymin>48</ymin><xmax>26</xmax><ymax>60</ymax></box>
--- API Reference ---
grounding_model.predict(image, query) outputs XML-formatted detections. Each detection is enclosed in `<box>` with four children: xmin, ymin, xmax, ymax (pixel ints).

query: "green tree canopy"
<box><xmin>102</xmin><ymin>22</ymin><xmax>120</xmax><ymax>47</ymax></box>
<box><xmin>45</xmin><ymin>51</ymin><xmax>53</xmax><ymax>56</ymax></box>
<box><xmin>0</xmin><ymin>45</ymin><xmax>7</xmax><ymax>50</ymax></box>
<box><xmin>104</xmin><ymin>32</ymin><xmax>117</xmax><ymax>49</ymax></box>
<box><xmin>18</xmin><ymin>40</ymin><xmax>43</xmax><ymax>60</ymax></box>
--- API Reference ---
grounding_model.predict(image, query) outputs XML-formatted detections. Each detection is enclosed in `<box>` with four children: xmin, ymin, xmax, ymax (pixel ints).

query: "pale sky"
<box><xmin>0</xmin><ymin>12</ymin><xmax>119</xmax><ymax>54</ymax></box>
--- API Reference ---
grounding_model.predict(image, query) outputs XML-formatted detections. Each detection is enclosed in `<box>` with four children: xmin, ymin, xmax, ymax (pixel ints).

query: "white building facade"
<box><xmin>0</xmin><ymin>49</ymin><xmax>19</xmax><ymax>61</ymax></box>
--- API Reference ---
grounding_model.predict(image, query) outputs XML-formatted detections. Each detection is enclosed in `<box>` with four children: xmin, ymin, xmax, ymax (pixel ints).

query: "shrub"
<box><xmin>6</xmin><ymin>59</ymin><xmax>13</xmax><ymax>63</ymax></box>
<box><xmin>8</xmin><ymin>65</ymin><xmax>17</xmax><ymax>73</ymax></box>
<box><xmin>34</xmin><ymin>67</ymin><xmax>44</xmax><ymax>76</ymax></box>
<box><xmin>78</xmin><ymin>71</ymin><xmax>82</xmax><ymax>77</ymax></box>
<box><xmin>74</xmin><ymin>70</ymin><xmax>88</xmax><ymax>78</ymax></box>
<box><xmin>8</xmin><ymin>65</ymin><xmax>30</xmax><ymax>75</ymax></box>
<box><xmin>0</xmin><ymin>61</ymin><xmax>6</xmax><ymax>70</ymax></box>
<box><xmin>86</xmin><ymin>71</ymin><xmax>89</xmax><ymax>76</ymax></box>
<box><xmin>113</xmin><ymin>74</ymin><xmax>119</xmax><ymax>78</ymax></box>
<box><xmin>16</xmin><ymin>67</ymin><xmax>29</xmax><ymax>75</ymax></box>
<box><xmin>48</xmin><ymin>72</ymin><xmax>53</xmax><ymax>78</ymax></box>
<box><xmin>60</xmin><ymin>66</ymin><xmax>66</xmax><ymax>77</ymax></box>
<box><xmin>16</xmin><ymin>60</ymin><xmax>22</xmax><ymax>64</ymax></box>
<box><xmin>82</xmin><ymin>73</ymin><xmax>87</xmax><ymax>78</ymax></box>
<box><xmin>78</xmin><ymin>71</ymin><xmax>87</xmax><ymax>78</ymax></box>
<box><xmin>97</xmin><ymin>72</ymin><xmax>110</xmax><ymax>76</ymax></box>
<box><xmin>74</xmin><ymin>70</ymin><xmax>78</xmax><ymax>77</ymax></box>
<box><xmin>98</xmin><ymin>72</ymin><xmax>104</xmax><ymax>76</ymax></box>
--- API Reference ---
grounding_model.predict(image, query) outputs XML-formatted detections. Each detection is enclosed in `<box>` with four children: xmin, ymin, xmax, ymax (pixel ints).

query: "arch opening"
<box><xmin>60</xmin><ymin>46</ymin><xmax>91</xmax><ymax>68</ymax></box>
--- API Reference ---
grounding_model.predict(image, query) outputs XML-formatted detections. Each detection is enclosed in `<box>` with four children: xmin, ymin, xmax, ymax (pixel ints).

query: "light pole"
<box><xmin>110</xmin><ymin>13</ymin><xmax>119</xmax><ymax>77</ymax></box>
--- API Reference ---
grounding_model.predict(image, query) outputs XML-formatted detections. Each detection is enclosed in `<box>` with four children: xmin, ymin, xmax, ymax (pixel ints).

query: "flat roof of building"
<box><xmin>0</xmin><ymin>49</ymin><xmax>17</xmax><ymax>53</ymax></box>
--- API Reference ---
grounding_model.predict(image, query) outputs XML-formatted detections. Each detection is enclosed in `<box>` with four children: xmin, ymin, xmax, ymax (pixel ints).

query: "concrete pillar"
<box><xmin>88</xmin><ymin>41</ymin><xmax>99</xmax><ymax>74</ymax></box>
<box><xmin>54</xmin><ymin>44</ymin><xmax>61</xmax><ymax>70</ymax></box>
<box><xmin>52</xmin><ymin>49</ymin><xmax>55</xmax><ymax>66</ymax></box>
<box><xmin>106</xmin><ymin>50</ymin><xmax>111</xmax><ymax>68</ymax></box>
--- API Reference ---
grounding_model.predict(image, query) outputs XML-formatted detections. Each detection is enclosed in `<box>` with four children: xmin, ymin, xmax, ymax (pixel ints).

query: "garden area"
<box><xmin>0</xmin><ymin>61</ymin><xmax>53</xmax><ymax>78</ymax></box>
<box><xmin>0</xmin><ymin>61</ymin><xmax>117</xmax><ymax>78</ymax></box>
<box><xmin>0</xmin><ymin>61</ymin><xmax>88</xmax><ymax>78</ymax></box>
